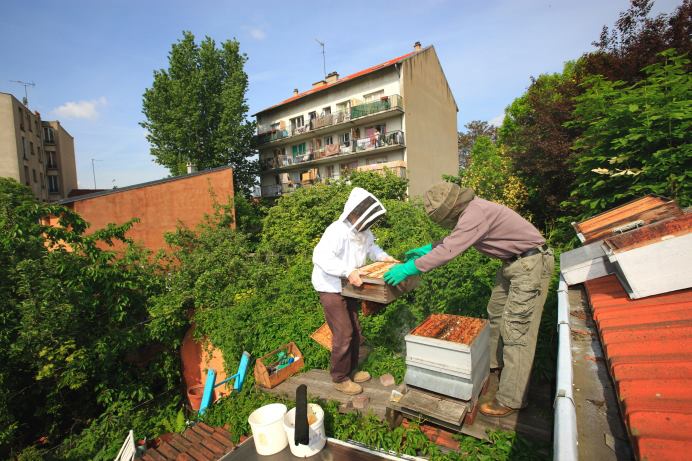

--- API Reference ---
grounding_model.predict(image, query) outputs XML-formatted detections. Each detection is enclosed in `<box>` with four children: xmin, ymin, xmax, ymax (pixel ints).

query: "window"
<box><xmin>30</xmin><ymin>141</ymin><xmax>34</xmax><ymax>155</ymax></box>
<box><xmin>24</xmin><ymin>166</ymin><xmax>30</xmax><ymax>185</ymax></box>
<box><xmin>32</xmin><ymin>169</ymin><xmax>37</xmax><ymax>182</ymax></box>
<box><xmin>340</xmin><ymin>161</ymin><xmax>358</xmax><ymax>173</ymax></box>
<box><xmin>35</xmin><ymin>119</ymin><xmax>39</xmax><ymax>132</ymax></box>
<box><xmin>336</xmin><ymin>101</ymin><xmax>349</xmax><ymax>113</ymax></box>
<box><xmin>48</xmin><ymin>175</ymin><xmax>59</xmax><ymax>193</ymax></box>
<box><xmin>21</xmin><ymin>137</ymin><xmax>27</xmax><ymax>159</ymax></box>
<box><xmin>28</xmin><ymin>114</ymin><xmax>32</xmax><ymax>132</ymax></box>
<box><xmin>363</xmin><ymin>90</ymin><xmax>384</xmax><ymax>102</ymax></box>
<box><xmin>18</xmin><ymin>108</ymin><xmax>24</xmax><ymax>130</ymax></box>
<box><xmin>367</xmin><ymin>157</ymin><xmax>388</xmax><ymax>165</ymax></box>
<box><xmin>270</xmin><ymin>122</ymin><xmax>280</xmax><ymax>131</ymax></box>
<box><xmin>326</xmin><ymin>165</ymin><xmax>338</xmax><ymax>179</ymax></box>
<box><xmin>322</xmin><ymin>106</ymin><xmax>331</xmax><ymax>116</ymax></box>
<box><xmin>324</xmin><ymin>135</ymin><xmax>333</xmax><ymax>145</ymax></box>
<box><xmin>308</xmin><ymin>111</ymin><xmax>317</xmax><ymax>121</ymax></box>
<box><xmin>37</xmin><ymin>147</ymin><xmax>42</xmax><ymax>163</ymax></box>
<box><xmin>40</xmin><ymin>172</ymin><xmax>44</xmax><ymax>189</ymax></box>
<box><xmin>290</xmin><ymin>115</ymin><xmax>304</xmax><ymax>131</ymax></box>
<box><xmin>47</xmin><ymin>151</ymin><xmax>57</xmax><ymax>169</ymax></box>
<box><xmin>339</xmin><ymin>132</ymin><xmax>350</xmax><ymax>146</ymax></box>
<box><xmin>43</xmin><ymin>126</ymin><xmax>55</xmax><ymax>143</ymax></box>
<box><xmin>291</xmin><ymin>143</ymin><xmax>306</xmax><ymax>158</ymax></box>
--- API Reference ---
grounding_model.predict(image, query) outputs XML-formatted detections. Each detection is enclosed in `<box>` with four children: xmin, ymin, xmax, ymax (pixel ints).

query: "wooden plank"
<box><xmin>390</xmin><ymin>388</ymin><xmax>467</xmax><ymax>426</ymax></box>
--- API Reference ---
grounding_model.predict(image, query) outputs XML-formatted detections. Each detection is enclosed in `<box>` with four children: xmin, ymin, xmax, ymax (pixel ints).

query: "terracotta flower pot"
<box><xmin>187</xmin><ymin>384</ymin><xmax>205</xmax><ymax>410</ymax></box>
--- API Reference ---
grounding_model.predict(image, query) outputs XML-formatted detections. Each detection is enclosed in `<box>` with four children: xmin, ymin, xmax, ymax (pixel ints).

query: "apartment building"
<box><xmin>0</xmin><ymin>92</ymin><xmax>77</xmax><ymax>201</ymax></box>
<box><xmin>255</xmin><ymin>43</ymin><xmax>458</xmax><ymax>198</ymax></box>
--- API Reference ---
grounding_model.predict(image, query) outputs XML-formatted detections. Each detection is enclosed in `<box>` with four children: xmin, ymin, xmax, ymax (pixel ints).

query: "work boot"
<box><xmin>479</xmin><ymin>399</ymin><xmax>519</xmax><ymax>417</ymax></box>
<box><xmin>351</xmin><ymin>370</ymin><xmax>371</xmax><ymax>383</ymax></box>
<box><xmin>334</xmin><ymin>379</ymin><xmax>362</xmax><ymax>395</ymax></box>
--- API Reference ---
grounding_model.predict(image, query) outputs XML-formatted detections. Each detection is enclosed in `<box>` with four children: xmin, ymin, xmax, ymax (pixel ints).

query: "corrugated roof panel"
<box><xmin>585</xmin><ymin>275</ymin><xmax>692</xmax><ymax>461</ymax></box>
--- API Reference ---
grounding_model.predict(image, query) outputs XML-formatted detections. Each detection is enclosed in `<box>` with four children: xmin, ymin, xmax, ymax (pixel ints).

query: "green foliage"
<box><xmin>348</xmin><ymin>169</ymin><xmax>409</xmax><ymax>201</ymax></box>
<box><xmin>0</xmin><ymin>178</ymin><xmax>181</xmax><ymax>458</ymax></box>
<box><xmin>141</xmin><ymin>31</ymin><xmax>258</xmax><ymax>195</ymax></box>
<box><xmin>566</xmin><ymin>50</ymin><xmax>691</xmax><ymax>220</ymax></box>
<box><xmin>450</xmin><ymin>136</ymin><xmax>530</xmax><ymax>215</ymax></box>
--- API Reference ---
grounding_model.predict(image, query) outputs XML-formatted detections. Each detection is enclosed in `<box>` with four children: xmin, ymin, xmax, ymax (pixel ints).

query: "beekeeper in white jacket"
<box><xmin>312</xmin><ymin>187</ymin><xmax>395</xmax><ymax>395</ymax></box>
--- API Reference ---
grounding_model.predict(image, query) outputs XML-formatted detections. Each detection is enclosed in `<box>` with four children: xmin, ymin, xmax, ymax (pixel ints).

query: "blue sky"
<box><xmin>1</xmin><ymin>0</ymin><xmax>681</xmax><ymax>188</ymax></box>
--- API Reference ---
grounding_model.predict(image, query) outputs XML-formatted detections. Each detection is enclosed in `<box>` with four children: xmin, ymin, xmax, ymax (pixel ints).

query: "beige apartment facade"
<box><xmin>255</xmin><ymin>44</ymin><xmax>458</xmax><ymax>198</ymax></box>
<box><xmin>0</xmin><ymin>92</ymin><xmax>77</xmax><ymax>201</ymax></box>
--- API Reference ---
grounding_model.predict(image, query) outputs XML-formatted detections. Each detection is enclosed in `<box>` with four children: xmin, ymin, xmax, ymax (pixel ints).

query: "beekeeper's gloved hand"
<box><xmin>404</xmin><ymin>243</ymin><xmax>433</xmax><ymax>261</ymax></box>
<box><xmin>384</xmin><ymin>259</ymin><xmax>421</xmax><ymax>286</ymax></box>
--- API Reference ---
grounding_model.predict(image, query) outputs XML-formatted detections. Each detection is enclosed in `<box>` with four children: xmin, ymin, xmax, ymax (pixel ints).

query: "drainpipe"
<box><xmin>554</xmin><ymin>274</ymin><xmax>578</xmax><ymax>461</ymax></box>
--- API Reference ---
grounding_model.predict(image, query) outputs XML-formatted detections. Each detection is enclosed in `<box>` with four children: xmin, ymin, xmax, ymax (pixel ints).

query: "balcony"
<box><xmin>265</xmin><ymin>131</ymin><xmax>405</xmax><ymax>171</ymax></box>
<box><xmin>255</xmin><ymin>94</ymin><xmax>403</xmax><ymax>146</ymax></box>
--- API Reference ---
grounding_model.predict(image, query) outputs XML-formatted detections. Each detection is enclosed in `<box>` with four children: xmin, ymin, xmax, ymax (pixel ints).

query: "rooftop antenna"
<box><xmin>10</xmin><ymin>80</ymin><xmax>36</xmax><ymax>106</ymax></box>
<box><xmin>91</xmin><ymin>158</ymin><xmax>102</xmax><ymax>189</ymax></box>
<box><xmin>315</xmin><ymin>39</ymin><xmax>326</xmax><ymax>78</ymax></box>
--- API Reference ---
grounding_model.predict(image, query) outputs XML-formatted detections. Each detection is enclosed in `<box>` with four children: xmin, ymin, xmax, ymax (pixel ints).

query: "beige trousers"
<box><xmin>486</xmin><ymin>249</ymin><xmax>554</xmax><ymax>408</ymax></box>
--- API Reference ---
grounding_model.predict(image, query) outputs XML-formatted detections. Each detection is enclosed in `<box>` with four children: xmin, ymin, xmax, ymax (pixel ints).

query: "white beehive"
<box><xmin>404</xmin><ymin>314</ymin><xmax>489</xmax><ymax>401</ymax></box>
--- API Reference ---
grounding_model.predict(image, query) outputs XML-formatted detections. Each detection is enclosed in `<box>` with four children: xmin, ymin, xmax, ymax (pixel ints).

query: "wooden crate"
<box><xmin>254</xmin><ymin>342</ymin><xmax>304</xmax><ymax>389</ymax></box>
<box><xmin>341</xmin><ymin>261</ymin><xmax>420</xmax><ymax>304</ymax></box>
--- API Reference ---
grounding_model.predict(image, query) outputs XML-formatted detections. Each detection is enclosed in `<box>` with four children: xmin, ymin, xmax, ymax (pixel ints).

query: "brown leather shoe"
<box><xmin>333</xmin><ymin>379</ymin><xmax>363</xmax><ymax>395</ymax></box>
<box><xmin>479</xmin><ymin>399</ymin><xmax>518</xmax><ymax>417</ymax></box>
<box><xmin>351</xmin><ymin>370</ymin><xmax>371</xmax><ymax>383</ymax></box>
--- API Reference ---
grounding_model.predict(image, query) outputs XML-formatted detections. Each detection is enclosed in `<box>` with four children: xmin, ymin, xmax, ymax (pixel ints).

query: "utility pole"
<box><xmin>315</xmin><ymin>39</ymin><xmax>326</xmax><ymax>78</ymax></box>
<box><xmin>10</xmin><ymin>80</ymin><xmax>36</xmax><ymax>106</ymax></box>
<box><xmin>91</xmin><ymin>158</ymin><xmax>102</xmax><ymax>189</ymax></box>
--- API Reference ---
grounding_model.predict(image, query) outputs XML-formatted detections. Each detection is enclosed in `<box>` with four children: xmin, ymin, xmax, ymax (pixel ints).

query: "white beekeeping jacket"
<box><xmin>312</xmin><ymin>188</ymin><xmax>390</xmax><ymax>293</ymax></box>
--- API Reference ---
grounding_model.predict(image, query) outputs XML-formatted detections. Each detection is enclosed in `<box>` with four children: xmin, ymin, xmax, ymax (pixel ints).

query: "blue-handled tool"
<box><xmin>199</xmin><ymin>351</ymin><xmax>251</xmax><ymax>414</ymax></box>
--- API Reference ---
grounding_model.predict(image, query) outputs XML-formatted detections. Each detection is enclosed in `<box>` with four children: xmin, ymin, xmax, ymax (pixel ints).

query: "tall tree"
<box><xmin>141</xmin><ymin>31</ymin><xmax>258</xmax><ymax>195</ymax></box>
<box><xmin>457</xmin><ymin>120</ymin><xmax>498</xmax><ymax>169</ymax></box>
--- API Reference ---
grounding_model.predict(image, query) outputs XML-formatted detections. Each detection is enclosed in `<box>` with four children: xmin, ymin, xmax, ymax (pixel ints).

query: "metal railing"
<box><xmin>260</xmin><ymin>184</ymin><xmax>283</xmax><ymax>197</ymax></box>
<box><xmin>351</xmin><ymin>94</ymin><xmax>403</xmax><ymax>119</ymax></box>
<box><xmin>267</xmin><ymin>131</ymin><xmax>405</xmax><ymax>169</ymax></box>
<box><xmin>256</xmin><ymin>94</ymin><xmax>403</xmax><ymax>145</ymax></box>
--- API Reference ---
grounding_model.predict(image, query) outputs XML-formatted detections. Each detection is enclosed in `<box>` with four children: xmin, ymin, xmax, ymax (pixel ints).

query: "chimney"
<box><xmin>293</xmin><ymin>88</ymin><xmax>299</xmax><ymax>95</ymax></box>
<box><xmin>325</xmin><ymin>71</ymin><xmax>339</xmax><ymax>84</ymax></box>
<box><xmin>186</xmin><ymin>162</ymin><xmax>197</xmax><ymax>174</ymax></box>
<box><xmin>312</xmin><ymin>80</ymin><xmax>327</xmax><ymax>88</ymax></box>
<box><xmin>414</xmin><ymin>41</ymin><xmax>422</xmax><ymax>51</ymax></box>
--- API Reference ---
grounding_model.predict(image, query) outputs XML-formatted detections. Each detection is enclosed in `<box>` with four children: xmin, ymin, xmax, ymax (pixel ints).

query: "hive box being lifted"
<box><xmin>405</xmin><ymin>314</ymin><xmax>489</xmax><ymax>401</ymax></box>
<box><xmin>341</xmin><ymin>261</ymin><xmax>420</xmax><ymax>304</ymax></box>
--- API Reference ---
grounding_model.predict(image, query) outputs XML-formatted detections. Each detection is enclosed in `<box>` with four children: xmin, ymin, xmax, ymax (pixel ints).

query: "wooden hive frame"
<box><xmin>341</xmin><ymin>261</ymin><xmax>420</xmax><ymax>304</ymax></box>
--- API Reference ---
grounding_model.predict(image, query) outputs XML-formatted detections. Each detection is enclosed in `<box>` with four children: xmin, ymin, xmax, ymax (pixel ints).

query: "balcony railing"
<box><xmin>265</xmin><ymin>130</ymin><xmax>405</xmax><ymax>170</ymax></box>
<box><xmin>261</xmin><ymin>184</ymin><xmax>283</xmax><ymax>197</ymax></box>
<box><xmin>256</xmin><ymin>94</ymin><xmax>403</xmax><ymax>145</ymax></box>
<box><xmin>350</xmin><ymin>94</ymin><xmax>403</xmax><ymax>119</ymax></box>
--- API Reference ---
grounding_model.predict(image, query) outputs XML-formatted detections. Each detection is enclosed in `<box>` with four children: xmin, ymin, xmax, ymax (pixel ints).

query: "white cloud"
<box><xmin>52</xmin><ymin>97</ymin><xmax>107</xmax><ymax>120</ymax></box>
<box><xmin>247</xmin><ymin>27</ymin><xmax>266</xmax><ymax>40</ymax></box>
<box><xmin>489</xmin><ymin>113</ymin><xmax>505</xmax><ymax>127</ymax></box>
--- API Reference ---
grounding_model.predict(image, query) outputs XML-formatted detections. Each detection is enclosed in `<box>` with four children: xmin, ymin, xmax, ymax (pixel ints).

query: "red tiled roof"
<box><xmin>584</xmin><ymin>275</ymin><xmax>692</xmax><ymax>460</ymax></box>
<box><xmin>254</xmin><ymin>49</ymin><xmax>421</xmax><ymax>116</ymax></box>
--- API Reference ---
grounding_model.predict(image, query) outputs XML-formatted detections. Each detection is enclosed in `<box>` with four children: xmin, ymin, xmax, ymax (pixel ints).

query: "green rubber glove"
<box><xmin>384</xmin><ymin>259</ymin><xmax>422</xmax><ymax>286</ymax></box>
<box><xmin>404</xmin><ymin>243</ymin><xmax>433</xmax><ymax>261</ymax></box>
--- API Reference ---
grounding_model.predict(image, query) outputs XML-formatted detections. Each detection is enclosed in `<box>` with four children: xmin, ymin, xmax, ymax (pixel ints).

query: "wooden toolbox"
<box><xmin>254</xmin><ymin>342</ymin><xmax>304</xmax><ymax>389</ymax></box>
<box><xmin>341</xmin><ymin>261</ymin><xmax>420</xmax><ymax>304</ymax></box>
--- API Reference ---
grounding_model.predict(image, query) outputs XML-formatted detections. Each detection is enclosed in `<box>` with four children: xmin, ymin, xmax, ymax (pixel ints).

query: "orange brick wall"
<box><xmin>67</xmin><ymin>168</ymin><xmax>234</xmax><ymax>252</ymax></box>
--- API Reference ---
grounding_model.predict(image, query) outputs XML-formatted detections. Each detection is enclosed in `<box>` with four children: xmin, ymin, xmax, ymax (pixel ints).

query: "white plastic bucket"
<box><xmin>283</xmin><ymin>403</ymin><xmax>327</xmax><ymax>457</ymax></box>
<box><xmin>248</xmin><ymin>403</ymin><xmax>288</xmax><ymax>455</ymax></box>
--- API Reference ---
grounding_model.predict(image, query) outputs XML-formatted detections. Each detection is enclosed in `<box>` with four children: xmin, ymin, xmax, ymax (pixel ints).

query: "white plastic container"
<box><xmin>283</xmin><ymin>403</ymin><xmax>327</xmax><ymax>457</ymax></box>
<box><xmin>248</xmin><ymin>403</ymin><xmax>288</xmax><ymax>456</ymax></box>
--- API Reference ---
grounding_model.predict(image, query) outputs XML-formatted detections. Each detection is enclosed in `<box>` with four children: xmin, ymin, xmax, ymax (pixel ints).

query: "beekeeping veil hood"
<box><xmin>340</xmin><ymin>187</ymin><xmax>386</xmax><ymax>232</ymax></box>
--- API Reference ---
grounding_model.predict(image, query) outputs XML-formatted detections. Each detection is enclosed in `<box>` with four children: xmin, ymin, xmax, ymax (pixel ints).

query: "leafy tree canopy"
<box><xmin>141</xmin><ymin>31</ymin><xmax>258</xmax><ymax>195</ymax></box>
<box><xmin>566</xmin><ymin>50</ymin><xmax>691</xmax><ymax>219</ymax></box>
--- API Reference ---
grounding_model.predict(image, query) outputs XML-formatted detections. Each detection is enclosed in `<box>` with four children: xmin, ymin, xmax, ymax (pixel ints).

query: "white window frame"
<box><xmin>363</xmin><ymin>90</ymin><xmax>384</xmax><ymax>102</ymax></box>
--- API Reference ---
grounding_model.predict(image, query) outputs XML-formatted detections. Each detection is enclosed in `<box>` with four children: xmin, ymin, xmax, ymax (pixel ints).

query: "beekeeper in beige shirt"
<box><xmin>385</xmin><ymin>183</ymin><xmax>554</xmax><ymax>417</ymax></box>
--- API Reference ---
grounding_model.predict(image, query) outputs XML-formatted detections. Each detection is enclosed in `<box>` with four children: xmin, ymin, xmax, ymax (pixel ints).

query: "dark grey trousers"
<box><xmin>319</xmin><ymin>292</ymin><xmax>362</xmax><ymax>383</ymax></box>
